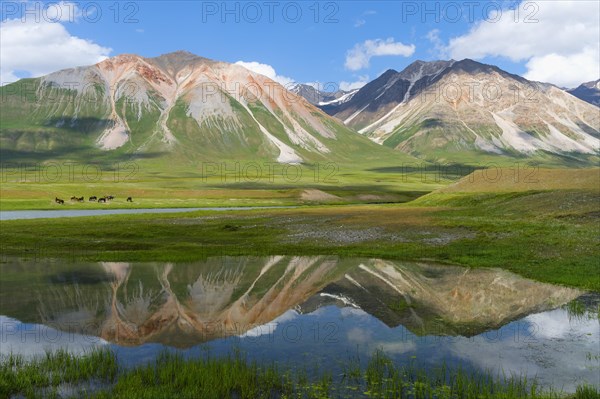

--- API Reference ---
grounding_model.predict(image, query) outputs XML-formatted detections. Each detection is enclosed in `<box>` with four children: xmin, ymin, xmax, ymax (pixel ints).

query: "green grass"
<box><xmin>1</xmin><ymin>187</ymin><xmax>598</xmax><ymax>291</ymax></box>
<box><xmin>1</xmin><ymin>168</ymin><xmax>598</xmax><ymax>292</ymax></box>
<box><xmin>562</xmin><ymin>299</ymin><xmax>600</xmax><ymax>321</ymax></box>
<box><xmin>0</xmin><ymin>155</ymin><xmax>456</xmax><ymax>211</ymax></box>
<box><xmin>2</xmin><ymin>349</ymin><xmax>596</xmax><ymax>398</ymax></box>
<box><xmin>0</xmin><ymin>349</ymin><xmax>117</xmax><ymax>398</ymax></box>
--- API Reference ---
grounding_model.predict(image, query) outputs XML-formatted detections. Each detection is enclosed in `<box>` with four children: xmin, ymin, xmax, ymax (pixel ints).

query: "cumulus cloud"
<box><xmin>234</xmin><ymin>61</ymin><xmax>295</xmax><ymax>86</ymax></box>
<box><xmin>523</xmin><ymin>49</ymin><xmax>599</xmax><ymax>88</ymax></box>
<box><xmin>445</xmin><ymin>1</ymin><xmax>600</xmax><ymax>87</ymax></box>
<box><xmin>0</xmin><ymin>15</ymin><xmax>111</xmax><ymax>84</ymax></box>
<box><xmin>345</xmin><ymin>38</ymin><xmax>415</xmax><ymax>71</ymax></box>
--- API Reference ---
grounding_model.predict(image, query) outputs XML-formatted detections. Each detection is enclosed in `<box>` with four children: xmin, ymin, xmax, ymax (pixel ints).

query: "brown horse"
<box><xmin>127</xmin><ymin>197</ymin><xmax>133</xmax><ymax>202</ymax></box>
<box><xmin>89</xmin><ymin>196</ymin><xmax>97</xmax><ymax>202</ymax></box>
<box><xmin>98</xmin><ymin>197</ymin><xmax>106</xmax><ymax>203</ymax></box>
<box><xmin>55</xmin><ymin>197</ymin><xmax>64</xmax><ymax>205</ymax></box>
<box><xmin>77</xmin><ymin>197</ymin><xmax>84</xmax><ymax>202</ymax></box>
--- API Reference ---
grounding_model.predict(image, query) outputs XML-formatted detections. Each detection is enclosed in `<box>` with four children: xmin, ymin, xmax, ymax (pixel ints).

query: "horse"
<box><xmin>98</xmin><ymin>197</ymin><xmax>106</xmax><ymax>203</ymax></box>
<box><xmin>70</xmin><ymin>196</ymin><xmax>77</xmax><ymax>201</ymax></box>
<box><xmin>127</xmin><ymin>197</ymin><xmax>133</xmax><ymax>202</ymax></box>
<box><xmin>77</xmin><ymin>197</ymin><xmax>84</xmax><ymax>202</ymax></box>
<box><xmin>55</xmin><ymin>197</ymin><xmax>64</xmax><ymax>204</ymax></box>
<box><xmin>89</xmin><ymin>196</ymin><xmax>97</xmax><ymax>202</ymax></box>
<box><xmin>106</xmin><ymin>195</ymin><xmax>115</xmax><ymax>201</ymax></box>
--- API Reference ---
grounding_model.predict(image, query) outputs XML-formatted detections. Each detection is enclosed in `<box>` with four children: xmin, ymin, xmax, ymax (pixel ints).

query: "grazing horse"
<box><xmin>106</xmin><ymin>195</ymin><xmax>115</xmax><ymax>201</ymax></box>
<box><xmin>89</xmin><ymin>196</ymin><xmax>97</xmax><ymax>202</ymax></box>
<box><xmin>98</xmin><ymin>197</ymin><xmax>106</xmax><ymax>203</ymax></box>
<box><xmin>127</xmin><ymin>197</ymin><xmax>133</xmax><ymax>202</ymax></box>
<box><xmin>70</xmin><ymin>196</ymin><xmax>77</xmax><ymax>201</ymax></box>
<box><xmin>77</xmin><ymin>197</ymin><xmax>84</xmax><ymax>202</ymax></box>
<box><xmin>55</xmin><ymin>197</ymin><xmax>64</xmax><ymax>204</ymax></box>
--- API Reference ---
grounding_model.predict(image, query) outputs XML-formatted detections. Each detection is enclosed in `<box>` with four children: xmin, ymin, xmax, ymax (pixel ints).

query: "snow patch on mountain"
<box><xmin>319</xmin><ymin>293</ymin><xmax>361</xmax><ymax>309</ymax></box>
<box><xmin>318</xmin><ymin>89</ymin><xmax>358</xmax><ymax>106</ymax></box>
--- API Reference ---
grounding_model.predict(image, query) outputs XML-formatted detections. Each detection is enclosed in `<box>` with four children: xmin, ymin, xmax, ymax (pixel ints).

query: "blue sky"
<box><xmin>1</xmin><ymin>1</ymin><xmax>599</xmax><ymax>88</ymax></box>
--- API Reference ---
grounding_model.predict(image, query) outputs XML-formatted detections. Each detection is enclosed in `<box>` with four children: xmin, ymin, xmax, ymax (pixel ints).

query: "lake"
<box><xmin>0</xmin><ymin>256</ymin><xmax>598</xmax><ymax>393</ymax></box>
<box><xmin>0</xmin><ymin>206</ymin><xmax>295</xmax><ymax>221</ymax></box>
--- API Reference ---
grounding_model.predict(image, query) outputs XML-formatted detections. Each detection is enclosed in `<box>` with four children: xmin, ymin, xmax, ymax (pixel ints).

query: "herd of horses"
<box><xmin>54</xmin><ymin>195</ymin><xmax>133</xmax><ymax>204</ymax></box>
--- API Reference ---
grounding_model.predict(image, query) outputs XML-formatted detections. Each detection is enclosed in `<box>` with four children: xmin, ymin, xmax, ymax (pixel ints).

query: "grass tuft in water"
<box><xmin>1</xmin><ymin>348</ymin><xmax>598</xmax><ymax>398</ymax></box>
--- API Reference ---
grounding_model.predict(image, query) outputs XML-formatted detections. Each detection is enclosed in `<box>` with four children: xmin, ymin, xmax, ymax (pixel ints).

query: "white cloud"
<box><xmin>234</xmin><ymin>61</ymin><xmax>295</xmax><ymax>86</ymax></box>
<box><xmin>446</xmin><ymin>308</ymin><xmax>599</xmax><ymax>392</ymax></box>
<box><xmin>339</xmin><ymin>75</ymin><xmax>369</xmax><ymax>91</ymax></box>
<box><xmin>240</xmin><ymin>310</ymin><xmax>298</xmax><ymax>338</ymax></box>
<box><xmin>354</xmin><ymin>10</ymin><xmax>376</xmax><ymax>28</ymax></box>
<box><xmin>445</xmin><ymin>1</ymin><xmax>600</xmax><ymax>87</ymax></box>
<box><xmin>301</xmin><ymin>81</ymin><xmax>322</xmax><ymax>90</ymax></box>
<box><xmin>0</xmin><ymin>316</ymin><xmax>108</xmax><ymax>359</ymax></box>
<box><xmin>523</xmin><ymin>49</ymin><xmax>599</xmax><ymax>88</ymax></box>
<box><xmin>47</xmin><ymin>1</ymin><xmax>82</xmax><ymax>22</ymax></box>
<box><xmin>0</xmin><ymin>17</ymin><xmax>111</xmax><ymax>84</ymax></box>
<box><xmin>345</xmin><ymin>38</ymin><xmax>415</xmax><ymax>71</ymax></box>
<box><xmin>426</xmin><ymin>29</ymin><xmax>447</xmax><ymax>59</ymax></box>
<box><xmin>354</xmin><ymin>19</ymin><xmax>366</xmax><ymax>28</ymax></box>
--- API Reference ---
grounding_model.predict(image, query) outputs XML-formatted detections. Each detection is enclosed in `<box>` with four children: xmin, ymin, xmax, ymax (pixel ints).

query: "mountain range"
<box><xmin>289</xmin><ymin>83</ymin><xmax>356</xmax><ymax>107</ymax></box>
<box><xmin>568</xmin><ymin>79</ymin><xmax>600</xmax><ymax>107</ymax></box>
<box><xmin>0</xmin><ymin>51</ymin><xmax>398</xmax><ymax>166</ymax></box>
<box><xmin>319</xmin><ymin>59</ymin><xmax>599</xmax><ymax>162</ymax></box>
<box><xmin>1</xmin><ymin>52</ymin><xmax>598</xmax><ymax>166</ymax></box>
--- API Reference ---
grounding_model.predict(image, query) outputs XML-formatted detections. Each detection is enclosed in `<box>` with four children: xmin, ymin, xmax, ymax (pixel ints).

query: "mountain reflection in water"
<box><xmin>0</xmin><ymin>256</ymin><xmax>583</xmax><ymax>347</ymax></box>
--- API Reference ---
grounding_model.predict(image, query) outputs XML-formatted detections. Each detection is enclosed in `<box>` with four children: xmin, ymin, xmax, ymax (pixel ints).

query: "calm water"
<box><xmin>0</xmin><ymin>206</ymin><xmax>294</xmax><ymax>221</ymax></box>
<box><xmin>0</xmin><ymin>256</ymin><xmax>598</xmax><ymax>392</ymax></box>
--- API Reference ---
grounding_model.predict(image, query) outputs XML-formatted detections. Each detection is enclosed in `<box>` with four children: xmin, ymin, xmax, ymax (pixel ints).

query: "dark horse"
<box><xmin>89</xmin><ymin>196</ymin><xmax>97</xmax><ymax>202</ymax></box>
<box><xmin>106</xmin><ymin>195</ymin><xmax>115</xmax><ymax>200</ymax></box>
<box><xmin>98</xmin><ymin>197</ymin><xmax>106</xmax><ymax>203</ymax></box>
<box><xmin>77</xmin><ymin>197</ymin><xmax>84</xmax><ymax>202</ymax></box>
<box><xmin>127</xmin><ymin>197</ymin><xmax>133</xmax><ymax>202</ymax></box>
<box><xmin>55</xmin><ymin>197</ymin><xmax>64</xmax><ymax>205</ymax></box>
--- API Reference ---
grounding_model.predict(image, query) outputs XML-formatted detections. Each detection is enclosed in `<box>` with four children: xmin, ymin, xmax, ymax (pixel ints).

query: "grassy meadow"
<box><xmin>0</xmin><ymin>158</ymin><xmax>456</xmax><ymax>210</ymax></box>
<box><xmin>1</xmin><ymin>168</ymin><xmax>598</xmax><ymax>291</ymax></box>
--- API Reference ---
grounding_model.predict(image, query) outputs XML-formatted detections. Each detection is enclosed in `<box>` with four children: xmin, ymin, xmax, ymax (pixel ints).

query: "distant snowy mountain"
<box><xmin>568</xmin><ymin>79</ymin><xmax>600</xmax><ymax>107</ymax></box>
<box><xmin>317</xmin><ymin>89</ymin><xmax>359</xmax><ymax>106</ymax></box>
<box><xmin>321</xmin><ymin>59</ymin><xmax>599</xmax><ymax>162</ymax></box>
<box><xmin>290</xmin><ymin>83</ymin><xmax>357</xmax><ymax>106</ymax></box>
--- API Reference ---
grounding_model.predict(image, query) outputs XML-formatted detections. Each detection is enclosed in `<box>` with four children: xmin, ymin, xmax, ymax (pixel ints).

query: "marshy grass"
<box><xmin>1</xmin><ymin>349</ymin><xmax>598</xmax><ymax>398</ymax></box>
<box><xmin>563</xmin><ymin>299</ymin><xmax>600</xmax><ymax>321</ymax></box>
<box><xmin>0</xmin><ymin>348</ymin><xmax>117</xmax><ymax>398</ymax></box>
